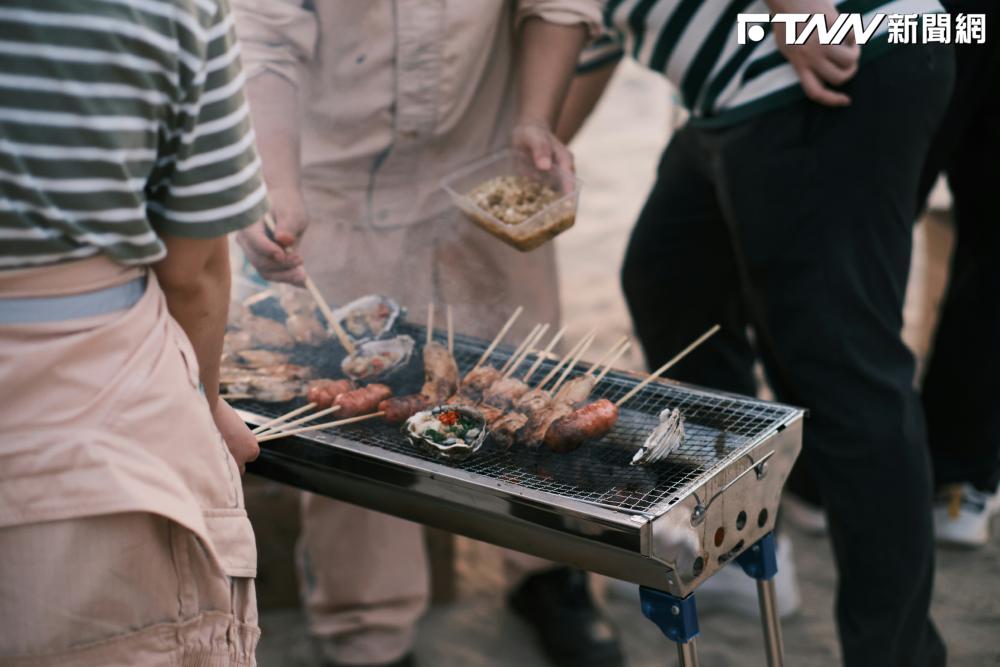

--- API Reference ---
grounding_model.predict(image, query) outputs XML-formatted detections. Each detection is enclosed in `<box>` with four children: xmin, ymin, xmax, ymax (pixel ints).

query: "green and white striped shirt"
<box><xmin>581</xmin><ymin>0</ymin><xmax>944</xmax><ymax>126</ymax></box>
<box><xmin>0</xmin><ymin>0</ymin><xmax>267</xmax><ymax>269</ymax></box>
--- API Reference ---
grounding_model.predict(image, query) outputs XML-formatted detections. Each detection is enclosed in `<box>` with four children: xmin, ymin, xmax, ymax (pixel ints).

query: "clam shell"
<box><xmin>631</xmin><ymin>408</ymin><xmax>685</xmax><ymax>466</ymax></box>
<box><xmin>332</xmin><ymin>294</ymin><xmax>402</xmax><ymax>343</ymax></box>
<box><xmin>340</xmin><ymin>335</ymin><xmax>415</xmax><ymax>381</ymax></box>
<box><xmin>404</xmin><ymin>405</ymin><xmax>489</xmax><ymax>461</ymax></box>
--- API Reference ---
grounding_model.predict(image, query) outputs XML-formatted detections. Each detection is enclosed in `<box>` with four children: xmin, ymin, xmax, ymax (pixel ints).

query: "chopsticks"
<box><xmin>262</xmin><ymin>214</ymin><xmax>356</xmax><ymax>355</ymax></box>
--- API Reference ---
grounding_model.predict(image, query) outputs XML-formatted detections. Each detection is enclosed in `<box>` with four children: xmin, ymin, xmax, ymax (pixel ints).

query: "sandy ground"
<box><xmin>254</xmin><ymin>62</ymin><xmax>1000</xmax><ymax>666</ymax></box>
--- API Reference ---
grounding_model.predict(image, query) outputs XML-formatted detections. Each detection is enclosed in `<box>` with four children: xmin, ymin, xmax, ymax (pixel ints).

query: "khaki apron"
<box><xmin>0</xmin><ymin>257</ymin><xmax>259</xmax><ymax>666</ymax></box>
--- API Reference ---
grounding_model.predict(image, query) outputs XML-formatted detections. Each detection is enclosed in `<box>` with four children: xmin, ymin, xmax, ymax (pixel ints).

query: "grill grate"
<box><xmin>234</xmin><ymin>318</ymin><xmax>796</xmax><ymax>516</ymax></box>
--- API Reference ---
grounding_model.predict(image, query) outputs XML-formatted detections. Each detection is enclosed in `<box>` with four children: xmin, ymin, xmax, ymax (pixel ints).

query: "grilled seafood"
<box><xmin>631</xmin><ymin>408</ymin><xmax>685</xmax><ymax>466</ymax></box>
<box><xmin>405</xmin><ymin>405</ymin><xmax>488</xmax><ymax>461</ymax></box>
<box><xmin>332</xmin><ymin>294</ymin><xmax>401</xmax><ymax>343</ymax></box>
<box><xmin>341</xmin><ymin>335</ymin><xmax>415</xmax><ymax>381</ymax></box>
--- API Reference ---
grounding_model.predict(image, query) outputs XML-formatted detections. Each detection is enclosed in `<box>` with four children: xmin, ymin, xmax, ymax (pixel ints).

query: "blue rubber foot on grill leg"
<box><xmin>736</xmin><ymin>532</ymin><xmax>778</xmax><ymax>581</ymax></box>
<box><xmin>639</xmin><ymin>586</ymin><xmax>699</xmax><ymax>644</ymax></box>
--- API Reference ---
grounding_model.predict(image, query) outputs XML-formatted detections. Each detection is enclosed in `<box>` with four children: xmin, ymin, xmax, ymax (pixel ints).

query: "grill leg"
<box><xmin>639</xmin><ymin>586</ymin><xmax>700</xmax><ymax>667</ymax></box>
<box><xmin>736</xmin><ymin>532</ymin><xmax>785</xmax><ymax>667</ymax></box>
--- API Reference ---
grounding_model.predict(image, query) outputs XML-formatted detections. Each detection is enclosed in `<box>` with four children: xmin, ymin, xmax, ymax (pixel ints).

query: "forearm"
<box><xmin>153</xmin><ymin>237</ymin><xmax>232</xmax><ymax>410</ymax></box>
<box><xmin>245</xmin><ymin>72</ymin><xmax>301</xmax><ymax>193</ymax></box>
<box><xmin>554</xmin><ymin>61</ymin><xmax>618</xmax><ymax>144</ymax></box>
<box><xmin>517</xmin><ymin>18</ymin><xmax>588</xmax><ymax>128</ymax></box>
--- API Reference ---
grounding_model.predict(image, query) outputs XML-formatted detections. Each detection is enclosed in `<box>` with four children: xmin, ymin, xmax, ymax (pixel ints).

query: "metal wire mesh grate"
<box><xmin>235</xmin><ymin>319</ymin><xmax>797</xmax><ymax>516</ymax></box>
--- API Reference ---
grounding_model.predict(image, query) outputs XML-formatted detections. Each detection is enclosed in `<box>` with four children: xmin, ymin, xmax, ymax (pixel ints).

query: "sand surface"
<box><xmin>254</xmin><ymin>61</ymin><xmax>1000</xmax><ymax>666</ymax></box>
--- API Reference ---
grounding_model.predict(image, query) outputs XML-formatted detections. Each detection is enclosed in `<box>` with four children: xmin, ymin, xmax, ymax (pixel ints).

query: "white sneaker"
<box><xmin>934</xmin><ymin>483</ymin><xmax>1000</xmax><ymax>548</ymax></box>
<box><xmin>781</xmin><ymin>493</ymin><xmax>827</xmax><ymax>536</ymax></box>
<box><xmin>606</xmin><ymin>534</ymin><xmax>801</xmax><ymax>619</ymax></box>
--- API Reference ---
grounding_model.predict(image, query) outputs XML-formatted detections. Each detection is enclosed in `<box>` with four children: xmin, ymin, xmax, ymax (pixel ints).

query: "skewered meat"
<box><xmin>454</xmin><ymin>366</ymin><xmax>502</xmax><ymax>403</ymax></box>
<box><xmin>516</xmin><ymin>401</ymin><xmax>573</xmax><ymax>447</ymax></box>
<box><xmin>244</xmin><ymin>316</ymin><xmax>294</xmax><ymax>349</ymax></box>
<box><xmin>221</xmin><ymin>375</ymin><xmax>302</xmax><ymax>403</ymax></box>
<box><xmin>306</xmin><ymin>379</ymin><xmax>356</xmax><ymax>407</ymax></box>
<box><xmin>220</xmin><ymin>363</ymin><xmax>312</xmax><ymax>385</ymax></box>
<box><xmin>224</xmin><ymin>330</ymin><xmax>255</xmax><ymax>354</ymax></box>
<box><xmin>335</xmin><ymin>384</ymin><xmax>392</xmax><ymax>417</ymax></box>
<box><xmin>228</xmin><ymin>349</ymin><xmax>291</xmax><ymax>368</ymax></box>
<box><xmin>273</xmin><ymin>284</ymin><xmax>329</xmax><ymax>345</ymax></box>
<box><xmin>490</xmin><ymin>411</ymin><xmax>529</xmax><ymax>448</ymax></box>
<box><xmin>380</xmin><ymin>394</ymin><xmax>432</xmax><ymax>424</ymax></box>
<box><xmin>481</xmin><ymin>377</ymin><xmax>530</xmax><ymax>410</ymax></box>
<box><xmin>543</xmin><ymin>399</ymin><xmax>619</xmax><ymax>453</ymax></box>
<box><xmin>512</xmin><ymin>388</ymin><xmax>552</xmax><ymax>415</ymax></box>
<box><xmin>552</xmin><ymin>375</ymin><xmax>596</xmax><ymax>406</ymax></box>
<box><xmin>422</xmin><ymin>341</ymin><xmax>459</xmax><ymax>401</ymax></box>
<box><xmin>286</xmin><ymin>312</ymin><xmax>328</xmax><ymax>345</ymax></box>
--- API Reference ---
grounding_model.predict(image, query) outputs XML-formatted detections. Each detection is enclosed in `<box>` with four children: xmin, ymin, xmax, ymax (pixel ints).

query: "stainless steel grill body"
<box><xmin>237</xmin><ymin>323</ymin><xmax>804</xmax><ymax>598</ymax></box>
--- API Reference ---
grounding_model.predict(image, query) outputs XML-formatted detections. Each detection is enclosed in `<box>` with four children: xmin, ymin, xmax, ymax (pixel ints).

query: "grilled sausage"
<box><xmin>543</xmin><ymin>399</ymin><xmax>619</xmax><ymax>453</ymax></box>
<box><xmin>335</xmin><ymin>383</ymin><xmax>392</xmax><ymax>417</ymax></box>
<box><xmin>380</xmin><ymin>394</ymin><xmax>431</xmax><ymax>424</ymax></box>
<box><xmin>306</xmin><ymin>379</ymin><xmax>355</xmax><ymax>407</ymax></box>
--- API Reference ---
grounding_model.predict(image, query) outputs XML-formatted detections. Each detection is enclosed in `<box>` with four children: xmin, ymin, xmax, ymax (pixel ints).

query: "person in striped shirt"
<box><xmin>558</xmin><ymin>1</ymin><xmax>954</xmax><ymax>665</ymax></box>
<box><xmin>0</xmin><ymin>1</ymin><xmax>267</xmax><ymax>664</ymax></box>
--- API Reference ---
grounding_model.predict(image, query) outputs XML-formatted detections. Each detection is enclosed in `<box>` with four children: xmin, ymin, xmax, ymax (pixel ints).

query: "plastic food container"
<box><xmin>441</xmin><ymin>149</ymin><xmax>581</xmax><ymax>252</ymax></box>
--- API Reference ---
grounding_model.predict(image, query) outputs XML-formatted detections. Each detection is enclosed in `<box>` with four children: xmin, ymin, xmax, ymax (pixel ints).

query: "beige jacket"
<box><xmin>232</xmin><ymin>0</ymin><xmax>601</xmax><ymax>230</ymax></box>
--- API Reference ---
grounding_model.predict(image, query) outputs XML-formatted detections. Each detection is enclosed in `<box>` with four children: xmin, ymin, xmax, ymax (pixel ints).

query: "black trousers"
<box><xmin>917</xmin><ymin>4</ymin><xmax>1000</xmax><ymax>494</ymax></box>
<box><xmin>622</xmin><ymin>44</ymin><xmax>953</xmax><ymax>667</ymax></box>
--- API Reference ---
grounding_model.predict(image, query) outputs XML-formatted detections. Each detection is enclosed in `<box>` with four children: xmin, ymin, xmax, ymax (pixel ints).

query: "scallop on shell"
<box><xmin>332</xmin><ymin>294</ymin><xmax>402</xmax><ymax>343</ymax></box>
<box><xmin>404</xmin><ymin>405</ymin><xmax>488</xmax><ymax>461</ymax></box>
<box><xmin>340</xmin><ymin>334</ymin><xmax>415</xmax><ymax>381</ymax></box>
<box><xmin>631</xmin><ymin>408</ymin><xmax>686</xmax><ymax>466</ymax></box>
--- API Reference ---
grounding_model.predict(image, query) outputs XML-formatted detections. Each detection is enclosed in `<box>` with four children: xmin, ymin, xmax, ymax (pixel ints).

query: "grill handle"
<box><xmin>689</xmin><ymin>450</ymin><xmax>774</xmax><ymax>526</ymax></box>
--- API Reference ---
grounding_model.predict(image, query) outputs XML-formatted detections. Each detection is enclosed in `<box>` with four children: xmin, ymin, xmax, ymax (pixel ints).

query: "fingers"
<box><xmin>552</xmin><ymin>142</ymin><xmax>577</xmax><ymax>193</ymax></box>
<box><xmin>797</xmin><ymin>66</ymin><xmax>851</xmax><ymax>107</ymax></box>
<box><xmin>260</xmin><ymin>266</ymin><xmax>307</xmax><ymax>287</ymax></box>
<box><xmin>826</xmin><ymin>42</ymin><xmax>860</xmax><ymax>69</ymax></box>
<box><xmin>238</xmin><ymin>223</ymin><xmax>291</xmax><ymax>264</ymax></box>
<box><xmin>814</xmin><ymin>56</ymin><xmax>858</xmax><ymax>86</ymax></box>
<box><xmin>528</xmin><ymin>133</ymin><xmax>553</xmax><ymax>171</ymax></box>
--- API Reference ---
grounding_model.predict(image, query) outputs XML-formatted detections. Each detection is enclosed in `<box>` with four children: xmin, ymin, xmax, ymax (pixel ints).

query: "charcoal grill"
<box><xmin>235</xmin><ymin>319</ymin><xmax>805</xmax><ymax>667</ymax></box>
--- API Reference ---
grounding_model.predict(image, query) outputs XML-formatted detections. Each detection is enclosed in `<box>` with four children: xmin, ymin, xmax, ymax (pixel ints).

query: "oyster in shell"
<box><xmin>405</xmin><ymin>405</ymin><xmax>488</xmax><ymax>461</ymax></box>
<box><xmin>631</xmin><ymin>408</ymin><xmax>685</xmax><ymax>466</ymax></box>
<box><xmin>341</xmin><ymin>335</ymin><xmax>415</xmax><ymax>381</ymax></box>
<box><xmin>332</xmin><ymin>294</ymin><xmax>401</xmax><ymax>343</ymax></box>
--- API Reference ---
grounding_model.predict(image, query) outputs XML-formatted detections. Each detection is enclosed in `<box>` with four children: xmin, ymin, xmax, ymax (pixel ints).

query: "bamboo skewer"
<box><xmin>446</xmin><ymin>305</ymin><xmax>454</xmax><ymax>356</ymax></box>
<box><xmin>523</xmin><ymin>325</ymin><xmax>567</xmax><ymax>382</ymax></box>
<box><xmin>537</xmin><ymin>329</ymin><xmax>595</xmax><ymax>389</ymax></box>
<box><xmin>243</xmin><ymin>288</ymin><xmax>273</xmax><ymax>307</ymax></box>
<box><xmin>501</xmin><ymin>324</ymin><xmax>541</xmax><ymax>374</ymax></box>
<box><xmin>472</xmin><ymin>306</ymin><xmax>523</xmax><ymax>371</ymax></box>
<box><xmin>262</xmin><ymin>214</ymin><xmax>356</xmax><ymax>355</ymax></box>
<box><xmin>255</xmin><ymin>404</ymin><xmax>342</xmax><ymax>437</ymax></box>
<box><xmin>503</xmin><ymin>324</ymin><xmax>549</xmax><ymax>379</ymax></box>
<box><xmin>615</xmin><ymin>324</ymin><xmax>721</xmax><ymax>407</ymax></box>
<box><xmin>252</xmin><ymin>402</ymin><xmax>317</xmax><ymax>434</ymax></box>
<box><xmin>257</xmin><ymin>411</ymin><xmax>386</xmax><ymax>442</ymax></box>
<box><xmin>550</xmin><ymin>331</ymin><xmax>597</xmax><ymax>394</ymax></box>
<box><xmin>585</xmin><ymin>336</ymin><xmax>629</xmax><ymax>378</ymax></box>
<box><xmin>221</xmin><ymin>393</ymin><xmax>252</xmax><ymax>401</ymax></box>
<box><xmin>427</xmin><ymin>303</ymin><xmax>435</xmax><ymax>344</ymax></box>
<box><xmin>594</xmin><ymin>341</ymin><xmax>631</xmax><ymax>385</ymax></box>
